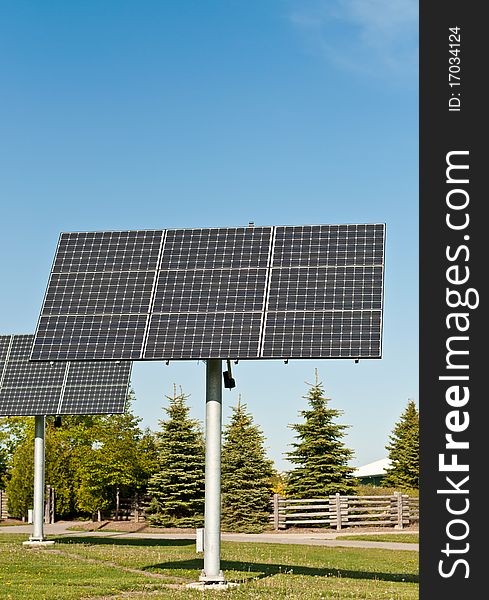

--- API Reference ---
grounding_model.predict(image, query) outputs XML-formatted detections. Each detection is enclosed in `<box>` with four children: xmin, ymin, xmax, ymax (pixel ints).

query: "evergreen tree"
<box><xmin>383</xmin><ymin>400</ymin><xmax>419</xmax><ymax>489</ymax></box>
<box><xmin>147</xmin><ymin>386</ymin><xmax>205</xmax><ymax>527</ymax></box>
<box><xmin>221</xmin><ymin>400</ymin><xmax>274</xmax><ymax>533</ymax></box>
<box><xmin>286</xmin><ymin>371</ymin><xmax>355</xmax><ymax>498</ymax></box>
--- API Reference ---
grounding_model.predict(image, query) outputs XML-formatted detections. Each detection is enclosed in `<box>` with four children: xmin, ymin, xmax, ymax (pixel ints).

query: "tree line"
<box><xmin>0</xmin><ymin>375</ymin><xmax>419</xmax><ymax>532</ymax></box>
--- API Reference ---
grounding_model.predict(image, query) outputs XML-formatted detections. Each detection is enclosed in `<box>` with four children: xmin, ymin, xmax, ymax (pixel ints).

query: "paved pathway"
<box><xmin>1</xmin><ymin>521</ymin><xmax>418</xmax><ymax>551</ymax></box>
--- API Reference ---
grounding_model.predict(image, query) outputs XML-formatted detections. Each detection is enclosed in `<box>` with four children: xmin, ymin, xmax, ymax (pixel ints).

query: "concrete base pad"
<box><xmin>186</xmin><ymin>581</ymin><xmax>239</xmax><ymax>590</ymax></box>
<box><xmin>23</xmin><ymin>540</ymin><xmax>55</xmax><ymax>547</ymax></box>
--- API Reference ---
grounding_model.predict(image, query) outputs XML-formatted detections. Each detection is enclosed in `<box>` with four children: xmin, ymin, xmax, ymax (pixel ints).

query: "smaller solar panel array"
<box><xmin>0</xmin><ymin>335</ymin><xmax>131</xmax><ymax>416</ymax></box>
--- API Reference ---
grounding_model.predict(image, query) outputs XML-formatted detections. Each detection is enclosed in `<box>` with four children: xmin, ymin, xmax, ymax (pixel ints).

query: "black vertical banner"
<box><xmin>420</xmin><ymin>2</ymin><xmax>484</xmax><ymax>598</ymax></box>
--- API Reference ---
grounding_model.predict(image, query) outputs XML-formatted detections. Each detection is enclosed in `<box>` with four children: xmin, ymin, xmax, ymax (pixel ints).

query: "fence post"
<box><xmin>403</xmin><ymin>494</ymin><xmax>411</xmax><ymax>527</ymax></box>
<box><xmin>44</xmin><ymin>485</ymin><xmax>55</xmax><ymax>524</ymax></box>
<box><xmin>44</xmin><ymin>486</ymin><xmax>49</xmax><ymax>524</ymax></box>
<box><xmin>133</xmin><ymin>492</ymin><xmax>139</xmax><ymax>523</ymax></box>
<box><xmin>335</xmin><ymin>493</ymin><xmax>342</xmax><ymax>531</ymax></box>
<box><xmin>395</xmin><ymin>492</ymin><xmax>403</xmax><ymax>529</ymax></box>
<box><xmin>50</xmin><ymin>487</ymin><xmax>55</xmax><ymax>524</ymax></box>
<box><xmin>0</xmin><ymin>490</ymin><xmax>5</xmax><ymax>520</ymax></box>
<box><xmin>273</xmin><ymin>494</ymin><xmax>280</xmax><ymax>531</ymax></box>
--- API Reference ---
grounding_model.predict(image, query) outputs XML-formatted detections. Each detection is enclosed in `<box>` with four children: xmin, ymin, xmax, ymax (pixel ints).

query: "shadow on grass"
<box><xmin>144</xmin><ymin>559</ymin><xmax>418</xmax><ymax>584</ymax></box>
<box><xmin>56</xmin><ymin>536</ymin><xmax>195</xmax><ymax>548</ymax></box>
<box><xmin>54</xmin><ymin>536</ymin><xmax>418</xmax><ymax>585</ymax></box>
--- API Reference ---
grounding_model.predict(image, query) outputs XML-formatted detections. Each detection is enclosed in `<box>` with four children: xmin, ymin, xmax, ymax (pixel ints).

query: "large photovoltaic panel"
<box><xmin>0</xmin><ymin>335</ymin><xmax>132</xmax><ymax>416</ymax></box>
<box><xmin>31</xmin><ymin>224</ymin><xmax>385</xmax><ymax>361</ymax></box>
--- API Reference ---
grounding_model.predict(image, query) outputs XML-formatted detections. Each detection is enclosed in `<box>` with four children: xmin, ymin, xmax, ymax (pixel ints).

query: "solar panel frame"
<box><xmin>31</xmin><ymin>223</ymin><xmax>385</xmax><ymax>362</ymax></box>
<box><xmin>0</xmin><ymin>334</ymin><xmax>132</xmax><ymax>416</ymax></box>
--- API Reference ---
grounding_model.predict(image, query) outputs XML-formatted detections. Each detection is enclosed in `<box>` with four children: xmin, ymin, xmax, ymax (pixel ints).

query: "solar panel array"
<box><xmin>31</xmin><ymin>224</ymin><xmax>385</xmax><ymax>361</ymax></box>
<box><xmin>0</xmin><ymin>335</ymin><xmax>132</xmax><ymax>416</ymax></box>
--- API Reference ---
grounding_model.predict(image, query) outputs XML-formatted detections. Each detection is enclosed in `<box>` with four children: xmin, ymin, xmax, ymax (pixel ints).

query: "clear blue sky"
<box><xmin>0</xmin><ymin>1</ymin><xmax>418</xmax><ymax>470</ymax></box>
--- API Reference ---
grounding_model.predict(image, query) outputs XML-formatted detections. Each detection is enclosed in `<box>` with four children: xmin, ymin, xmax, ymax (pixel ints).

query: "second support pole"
<box><xmin>24</xmin><ymin>415</ymin><xmax>53</xmax><ymax>546</ymax></box>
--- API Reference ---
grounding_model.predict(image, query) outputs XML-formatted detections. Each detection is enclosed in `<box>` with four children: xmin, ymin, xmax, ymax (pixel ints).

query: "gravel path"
<box><xmin>1</xmin><ymin>521</ymin><xmax>418</xmax><ymax>551</ymax></box>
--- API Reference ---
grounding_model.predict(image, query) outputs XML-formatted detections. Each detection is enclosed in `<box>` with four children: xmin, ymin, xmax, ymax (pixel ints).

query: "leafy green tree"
<box><xmin>286</xmin><ymin>371</ymin><xmax>355</xmax><ymax>498</ymax></box>
<box><xmin>270</xmin><ymin>471</ymin><xmax>287</xmax><ymax>498</ymax></box>
<box><xmin>221</xmin><ymin>400</ymin><xmax>274</xmax><ymax>533</ymax></box>
<box><xmin>0</xmin><ymin>417</ymin><xmax>29</xmax><ymax>488</ymax></box>
<box><xmin>0</xmin><ymin>448</ymin><xmax>6</xmax><ymax>488</ymax></box>
<box><xmin>4</xmin><ymin>391</ymin><xmax>156</xmax><ymax>521</ymax></box>
<box><xmin>7</xmin><ymin>415</ymin><xmax>108</xmax><ymax>519</ymax></box>
<box><xmin>383</xmin><ymin>400</ymin><xmax>419</xmax><ymax>489</ymax></box>
<box><xmin>76</xmin><ymin>394</ymin><xmax>158</xmax><ymax>518</ymax></box>
<box><xmin>5</xmin><ymin>420</ymin><xmax>34</xmax><ymax>518</ymax></box>
<box><xmin>47</xmin><ymin>415</ymin><xmax>104</xmax><ymax>518</ymax></box>
<box><xmin>147</xmin><ymin>386</ymin><xmax>205</xmax><ymax>527</ymax></box>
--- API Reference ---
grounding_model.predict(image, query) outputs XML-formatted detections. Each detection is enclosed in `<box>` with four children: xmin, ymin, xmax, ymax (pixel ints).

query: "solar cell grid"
<box><xmin>43</xmin><ymin>271</ymin><xmax>155</xmax><ymax>315</ymax></box>
<box><xmin>60</xmin><ymin>384</ymin><xmax>129</xmax><ymax>414</ymax></box>
<box><xmin>144</xmin><ymin>312</ymin><xmax>262</xmax><ymax>359</ymax></box>
<box><xmin>153</xmin><ymin>268</ymin><xmax>268</xmax><ymax>314</ymax></box>
<box><xmin>272</xmin><ymin>224</ymin><xmax>384</xmax><ymax>268</ymax></box>
<box><xmin>0</xmin><ymin>334</ymin><xmax>132</xmax><ymax>416</ymax></box>
<box><xmin>267</xmin><ymin>266</ymin><xmax>383</xmax><ymax>312</ymax></box>
<box><xmin>161</xmin><ymin>227</ymin><xmax>272</xmax><ymax>270</ymax></box>
<box><xmin>261</xmin><ymin>310</ymin><xmax>382</xmax><ymax>358</ymax></box>
<box><xmin>53</xmin><ymin>230</ymin><xmax>164</xmax><ymax>273</ymax></box>
<box><xmin>66</xmin><ymin>362</ymin><xmax>131</xmax><ymax>386</ymax></box>
<box><xmin>35</xmin><ymin>314</ymin><xmax>147</xmax><ymax>360</ymax></box>
<box><xmin>0</xmin><ymin>388</ymin><xmax>61</xmax><ymax>416</ymax></box>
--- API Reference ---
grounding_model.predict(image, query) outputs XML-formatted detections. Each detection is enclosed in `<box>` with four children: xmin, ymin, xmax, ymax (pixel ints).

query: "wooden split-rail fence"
<box><xmin>0</xmin><ymin>490</ymin><xmax>8</xmax><ymax>520</ymax></box>
<box><xmin>271</xmin><ymin>493</ymin><xmax>419</xmax><ymax>530</ymax></box>
<box><xmin>116</xmin><ymin>493</ymin><xmax>151</xmax><ymax>522</ymax></box>
<box><xmin>0</xmin><ymin>487</ymin><xmax>56</xmax><ymax>522</ymax></box>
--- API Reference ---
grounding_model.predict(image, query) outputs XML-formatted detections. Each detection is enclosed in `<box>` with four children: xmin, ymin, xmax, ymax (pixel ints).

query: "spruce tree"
<box><xmin>221</xmin><ymin>400</ymin><xmax>274</xmax><ymax>533</ymax></box>
<box><xmin>147</xmin><ymin>386</ymin><xmax>205</xmax><ymax>527</ymax></box>
<box><xmin>383</xmin><ymin>400</ymin><xmax>419</xmax><ymax>489</ymax></box>
<box><xmin>286</xmin><ymin>371</ymin><xmax>355</xmax><ymax>498</ymax></box>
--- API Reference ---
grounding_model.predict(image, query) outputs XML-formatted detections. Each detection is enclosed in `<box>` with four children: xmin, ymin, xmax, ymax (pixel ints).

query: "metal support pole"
<box><xmin>31</xmin><ymin>415</ymin><xmax>46</xmax><ymax>541</ymax></box>
<box><xmin>200</xmin><ymin>359</ymin><xmax>226</xmax><ymax>583</ymax></box>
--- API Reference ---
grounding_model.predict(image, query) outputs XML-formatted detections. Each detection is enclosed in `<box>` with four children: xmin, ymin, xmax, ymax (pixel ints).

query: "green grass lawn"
<box><xmin>0</xmin><ymin>533</ymin><xmax>419</xmax><ymax>599</ymax></box>
<box><xmin>339</xmin><ymin>534</ymin><xmax>419</xmax><ymax>543</ymax></box>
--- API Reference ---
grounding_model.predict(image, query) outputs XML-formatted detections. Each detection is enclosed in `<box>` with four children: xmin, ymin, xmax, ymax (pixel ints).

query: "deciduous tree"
<box><xmin>76</xmin><ymin>393</ymin><xmax>157</xmax><ymax>518</ymax></box>
<box><xmin>4</xmin><ymin>419</ymin><xmax>34</xmax><ymax>518</ymax></box>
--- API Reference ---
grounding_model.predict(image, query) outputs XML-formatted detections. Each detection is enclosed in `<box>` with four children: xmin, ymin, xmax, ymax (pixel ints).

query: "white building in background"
<box><xmin>353</xmin><ymin>458</ymin><xmax>392</xmax><ymax>486</ymax></box>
